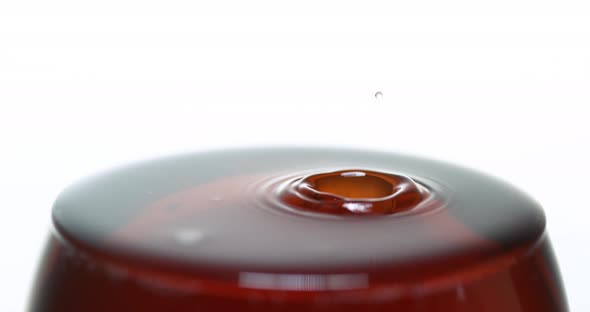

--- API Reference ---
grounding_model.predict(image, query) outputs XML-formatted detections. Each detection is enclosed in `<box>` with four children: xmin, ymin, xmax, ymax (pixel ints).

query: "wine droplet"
<box><xmin>277</xmin><ymin>169</ymin><xmax>429</xmax><ymax>216</ymax></box>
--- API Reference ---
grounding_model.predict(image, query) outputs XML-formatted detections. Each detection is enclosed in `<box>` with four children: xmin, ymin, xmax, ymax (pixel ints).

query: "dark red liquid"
<box><xmin>278</xmin><ymin>169</ymin><xmax>429</xmax><ymax>215</ymax></box>
<box><xmin>29</xmin><ymin>148</ymin><xmax>568</xmax><ymax>311</ymax></box>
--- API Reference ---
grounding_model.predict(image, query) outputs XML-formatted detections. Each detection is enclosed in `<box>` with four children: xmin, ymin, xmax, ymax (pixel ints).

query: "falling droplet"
<box><xmin>374</xmin><ymin>91</ymin><xmax>383</xmax><ymax>100</ymax></box>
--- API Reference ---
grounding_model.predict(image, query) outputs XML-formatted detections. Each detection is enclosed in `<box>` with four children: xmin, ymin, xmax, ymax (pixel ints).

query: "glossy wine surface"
<box><xmin>29</xmin><ymin>148</ymin><xmax>568</xmax><ymax>311</ymax></box>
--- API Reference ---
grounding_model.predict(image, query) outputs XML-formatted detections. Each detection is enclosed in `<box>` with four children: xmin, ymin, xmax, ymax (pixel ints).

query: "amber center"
<box><xmin>278</xmin><ymin>169</ymin><xmax>428</xmax><ymax>216</ymax></box>
<box><xmin>309</xmin><ymin>171</ymin><xmax>394</xmax><ymax>199</ymax></box>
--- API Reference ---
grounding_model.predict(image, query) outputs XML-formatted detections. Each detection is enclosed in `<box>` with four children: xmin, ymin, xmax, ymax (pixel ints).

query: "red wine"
<box><xmin>29</xmin><ymin>148</ymin><xmax>568</xmax><ymax>311</ymax></box>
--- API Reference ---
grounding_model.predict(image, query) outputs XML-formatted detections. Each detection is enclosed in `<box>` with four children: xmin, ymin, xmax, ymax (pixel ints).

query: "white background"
<box><xmin>0</xmin><ymin>0</ymin><xmax>588</xmax><ymax>310</ymax></box>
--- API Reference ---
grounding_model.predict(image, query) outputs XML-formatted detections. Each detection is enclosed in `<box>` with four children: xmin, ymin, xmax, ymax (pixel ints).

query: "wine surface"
<box><xmin>29</xmin><ymin>148</ymin><xmax>568</xmax><ymax>311</ymax></box>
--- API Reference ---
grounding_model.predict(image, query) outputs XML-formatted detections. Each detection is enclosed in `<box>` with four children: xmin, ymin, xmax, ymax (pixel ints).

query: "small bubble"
<box><xmin>173</xmin><ymin>228</ymin><xmax>205</xmax><ymax>245</ymax></box>
<box><xmin>374</xmin><ymin>91</ymin><xmax>383</xmax><ymax>100</ymax></box>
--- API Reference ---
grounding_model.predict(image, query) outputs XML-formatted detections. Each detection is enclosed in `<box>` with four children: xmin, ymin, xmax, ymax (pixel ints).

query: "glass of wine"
<box><xmin>29</xmin><ymin>148</ymin><xmax>569</xmax><ymax>311</ymax></box>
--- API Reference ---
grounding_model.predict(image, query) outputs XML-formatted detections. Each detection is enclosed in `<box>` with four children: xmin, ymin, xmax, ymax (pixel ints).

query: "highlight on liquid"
<box><xmin>29</xmin><ymin>148</ymin><xmax>568</xmax><ymax>312</ymax></box>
